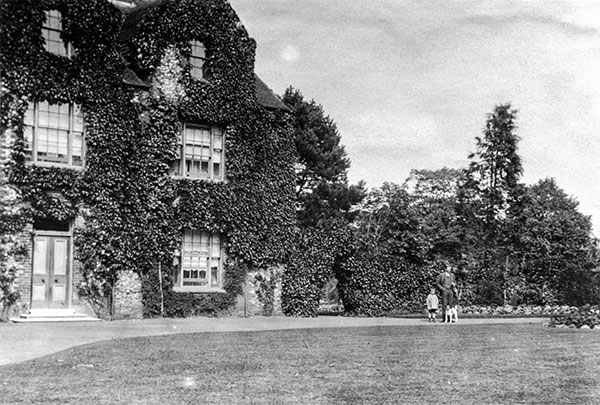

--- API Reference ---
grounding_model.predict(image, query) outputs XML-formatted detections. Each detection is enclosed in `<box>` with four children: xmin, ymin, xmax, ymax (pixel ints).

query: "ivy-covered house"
<box><xmin>0</xmin><ymin>0</ymin><xmax>296</xmax><ymax>320</ymax></box>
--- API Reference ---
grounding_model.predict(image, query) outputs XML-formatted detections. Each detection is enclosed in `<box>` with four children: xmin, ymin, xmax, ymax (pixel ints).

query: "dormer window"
<box><xmin>42</xmin><ymin>10</ymin><xmax>74</xmax><ymax>57</ymax></box>
<box><xmin>189</xmin><ymin>41</ymin><xmax>207</xmax><ymax>80</ymax></box>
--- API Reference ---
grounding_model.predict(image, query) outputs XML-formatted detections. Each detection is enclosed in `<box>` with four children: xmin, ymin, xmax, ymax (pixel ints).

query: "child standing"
<box><xmin>426</xmin><ymin>288</ymin><xmax>439</xmax><ymax>322</ymax></box>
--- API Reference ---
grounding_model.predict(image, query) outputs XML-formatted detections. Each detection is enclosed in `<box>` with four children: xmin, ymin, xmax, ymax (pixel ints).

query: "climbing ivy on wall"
<box><xmin>0</xmin><ymin>0</ymin><xmax>296</xmax><ymax>317</ymax></box>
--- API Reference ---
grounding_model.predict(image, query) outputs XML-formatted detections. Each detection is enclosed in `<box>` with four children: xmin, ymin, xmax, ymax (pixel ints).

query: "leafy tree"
<box><xmin>456</xmin><ymin>104</ymin><xmax>524</xmax><ymax>304</ymax></box>
<box><xmin>508</xmin><ymin>178</ymin><xmax>599</xmax><ymax>305</ymax></box>
<box><xmin>403</xmin><ymin>168</ymin><xmax>464</xmax><ymax>261</ymax></box>
<box><xmin>280</xmin><ymin>87</ymin><xmax>366</xmax><ymax>314</ymax></box>
<box><xmin>336</xmin><ymin>183</ymin><xmax>438</xmax><ymax>314</ymax></box>
<box><xmin>464</xmin><ymin>104</ymin><xmax>522</xmax><ymax>240</ymax></box>
<box><xmin>282</xmin><ymin>87</ymin><xmax>365</xmax><ymax>226</ymax></box>
<box><xmin>353</xmin><ymin>182</ymin><xmax>428</xmax><ymax>264</ymax></box>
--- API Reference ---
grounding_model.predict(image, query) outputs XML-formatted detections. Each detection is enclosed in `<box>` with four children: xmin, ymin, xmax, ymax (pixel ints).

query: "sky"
<box><xmin>228</xmin><ymin>0</ymin><xmax>600</xmax><ymax>237</ymax></box>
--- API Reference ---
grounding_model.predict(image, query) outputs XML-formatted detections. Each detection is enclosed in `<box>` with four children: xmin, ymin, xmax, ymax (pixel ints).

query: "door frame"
<box><xmin>30</xmin><ymin>229</ymin><xmax>74</xmax><ymax>309</ymax></box>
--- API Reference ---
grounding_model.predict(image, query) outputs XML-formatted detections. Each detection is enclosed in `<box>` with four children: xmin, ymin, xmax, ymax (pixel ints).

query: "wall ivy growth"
<box><xmin>1</xmin><ymin>0</ymin><xmax>296</xmax><ymax>317</ymax></box>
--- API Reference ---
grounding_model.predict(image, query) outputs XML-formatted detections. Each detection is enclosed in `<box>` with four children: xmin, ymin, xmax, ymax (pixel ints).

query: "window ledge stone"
<box><xmin>173</xmin><ymin>286</ymin><xmax>225</xmax><ymax>294</ymax></box>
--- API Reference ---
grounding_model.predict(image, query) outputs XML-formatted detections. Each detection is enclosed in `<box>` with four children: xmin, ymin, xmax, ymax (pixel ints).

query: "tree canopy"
<box><xmin>282</xmin><ymin>87</ymin><xmax>365</xmax><ymax>226</ymax></box>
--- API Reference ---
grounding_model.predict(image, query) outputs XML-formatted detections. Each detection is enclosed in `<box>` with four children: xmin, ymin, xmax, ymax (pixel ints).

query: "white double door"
<box><xmin>31</xmin><ymin>235</ymin><xmax>71</xmax><ymax>309</ymax></box>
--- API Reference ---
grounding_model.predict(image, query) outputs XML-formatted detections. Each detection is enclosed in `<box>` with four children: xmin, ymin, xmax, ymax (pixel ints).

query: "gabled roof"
<box><xmin>117</xmin><ymin>0</ymin><xmax>168</xmax><ymax>42</ymax></box>
<box><xmin>121</xmin><ymin>66</ymin><xmax>151</xmax><ymax>88</ymax></box>
<box><xmin>254</xmin><ymin>74</ymin><xmax>289</xmax><ymax>112</ymax></box>
<box><xmin>112</xmin><ymin>0</ymin><xmax>289</xmax><ymax>112</ymax></box>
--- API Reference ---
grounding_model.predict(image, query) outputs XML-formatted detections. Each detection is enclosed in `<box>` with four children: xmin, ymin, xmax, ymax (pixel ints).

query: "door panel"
<box><xmin>33</xmin><ymin>238</ymin><xmax>47</xmax><ymax>274</ymax></box>
<box><xmin>53</xmin><ymin>239</ymin><xmax>67</xmax><ymax>275</ymax></box>
<box><xmin>52</xmin><ymin>285</ymin><xmax>66</xmax><ymax>302</ymax></box>
<box><xmin>31</xmin><ymin>236</ymin><xmax>70</xmax><ymax>309</ymax></box>
<box><xmin>32</xmin><ymin>284</ymin><xmax>46</xmax><ymax>301</ymax></box>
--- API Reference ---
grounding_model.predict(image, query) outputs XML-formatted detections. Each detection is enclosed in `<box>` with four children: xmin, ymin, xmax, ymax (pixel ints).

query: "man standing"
<box><xmin>436</xmin><ymin>264</ymin><xmax>455</xmax><ymax>322</ymax></box>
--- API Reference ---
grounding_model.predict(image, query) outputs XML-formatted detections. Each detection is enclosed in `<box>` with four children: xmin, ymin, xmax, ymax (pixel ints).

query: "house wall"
<box><xmin>1</xmin><ymin>0</ymin><xmax>296</xmax><ymax>319</ymax></box>
<box><xmin>13</xmin><ymin>225</ymin><xmax>33</xmax><ymax>315</ymax></box>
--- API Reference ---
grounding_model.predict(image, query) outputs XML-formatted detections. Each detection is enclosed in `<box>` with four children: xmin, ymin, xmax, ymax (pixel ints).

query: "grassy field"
<box><xmin>1</xmin><ymin>323</ymin><xmax>599</xmax><ymax>404</ymax></box>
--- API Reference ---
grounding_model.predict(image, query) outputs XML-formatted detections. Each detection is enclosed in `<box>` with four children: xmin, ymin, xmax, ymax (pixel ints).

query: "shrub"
<box><xmin>282</xmin><ymin>219</ymin><xmax>353</xmax><ymax>317</ymax></box>
<box><xmin>550</xmin><ymin>305</ymin><xmax>600</xmax><ymax>329</ymax></box>
<box><xmin>338</xmin><ymin>252</ymin><xmax>437</xmax><ymax>316</ymax></box>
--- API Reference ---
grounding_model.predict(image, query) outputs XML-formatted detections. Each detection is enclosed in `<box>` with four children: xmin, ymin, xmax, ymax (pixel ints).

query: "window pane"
<box><xmin>45</xmin><ymin>10</ymin><xmax>62</xmax><ymax>30</ymax></box>
<box><xmin>190</xmin><ymin>41</ymin><xmax>205</xmax><ymax>80</ymax></box>
<box><xmin>43</xmin><ymin>10</ymin><xmax>68</xmax><ymax>57</ymax></box>
<box><xmin>211</xmin><ymin>236</ymin><xmax>220</xmax><ymax>257</ymax></box>
<box><xmin>73</xmin><ymin>105</ymin><xmax>84</xmax><ymax>132</ymax></box>
<box><xmin>37</xmin><ymin>129</ymin><xmax>68</xmax><ymax>164</ymax></box>
<box><xmin>24</xmin><ymin>105</ymin><xmax>34</xmax><ymax>126</ymax></box>
<box><xmin>24</xmin><ymin>105</ymin><xmax>34</xmax><ymax>158</ymax></box>
<box><xmin>191</xmin><ymin>41</ymin><xmax>205</xmax><ymax>59</ymax></box>
<box><xmin>180</xmin><ymin>230</ymin><xmax>221</xmax><ymax>288</ymax></box>
<box><xmin>210</xmin><ymin>263</ymin><xmax>219</xmax><ymax>287</ymax></box>
<box><xmin>72</xmin><ymin>131</ymin><xmax>83</xmax><ymax>166</ymax></box>
<box><xmin>178</xmin><ymin>124</ymin><xmax>225</xmax><ymax>180</ymax></box>
<box><xmin>213</xmin><ymin>134</ymin><xmax>222</xmax><ymax>150</ymax></box>
<box><xmin>190</xmin><ymin>63</ymin><xmax>203</xmax><ymax>80</ymax></box>
<box><xmin>28</xmin><ymin>102</ymin><xmax>84</xmax><ymax>167</ymax></box>
<box><xmin>23</xmin><ymin>126</ymin><xmax>33</xmax><ymax>154</ymax></box>
<box><xmin>38</xmin><ymin>104</ymin><xmax>49</xmax><ymax>127</ymax></box>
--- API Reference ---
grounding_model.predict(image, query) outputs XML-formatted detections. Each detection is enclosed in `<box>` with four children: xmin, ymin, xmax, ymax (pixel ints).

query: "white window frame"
<box><xmin>173</xmin><ymin>230</ymin><xmax>224</xmax><ymax>292</ymax></box>
<box><xmin>171</xmin><ymin>122</ymin><xmax>225</xmax><ymax>181</ymax></box>
<box><xmin>23</xmin><ymin>101</ymin><xmax>85</xmax><ymax>168</ymax></box>
<box><xmin>189</xmin><ymin>40</ymin><xmax>208</xmax><ymax>80</ymax></box>
<box><xmin>42</xmin><ymin>10</ymin><xmax>74</xmax><ymax>57</ymax></box>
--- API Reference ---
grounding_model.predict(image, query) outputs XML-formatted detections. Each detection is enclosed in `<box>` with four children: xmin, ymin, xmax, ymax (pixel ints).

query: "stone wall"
<box><xmin>113</xmin><ymin>269</ymin><xmax>144</xmax><ymax>319</ymax></box>
<box><xmin>12</xmin><ymin>224</ymin><xmax>33</xmax><ymax>316</ymax></box>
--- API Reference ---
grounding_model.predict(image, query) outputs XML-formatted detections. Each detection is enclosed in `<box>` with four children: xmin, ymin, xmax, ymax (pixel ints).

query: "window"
<box><xmin>42</xmin><ymin>10</ymin><xmax>74</xmax><ymax>57</ymax></box>
<box><xmin>171</xmin><ymin>123</ymin><xmax>225</xmax><ymax>180</ymax></box>
<box><xmin>23</xmin><ymin>102</ymin><xmax>85</xmax><ymax>167</ymax></box>
<box><xmin>189</xmin><ymin>41</ymin><xmax>207</xmax><ymax>80</ymax></box>
<box><xmin>174</xmin><ymin>230</ymin><xmax>223</xmax><ymax>290</ymax></box>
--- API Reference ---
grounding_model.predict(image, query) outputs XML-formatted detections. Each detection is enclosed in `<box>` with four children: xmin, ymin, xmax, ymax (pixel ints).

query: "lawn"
<box><xmin>1</xmin><ymin>323</ymin><xmax>599</xmax><ymax>404</ymax></box>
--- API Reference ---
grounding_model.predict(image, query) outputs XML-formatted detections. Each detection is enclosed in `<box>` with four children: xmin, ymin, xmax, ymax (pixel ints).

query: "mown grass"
<box><xmin>1</xmin><ymin>323</ymin><xmax>599</xmax><ymax>404</ymax></box>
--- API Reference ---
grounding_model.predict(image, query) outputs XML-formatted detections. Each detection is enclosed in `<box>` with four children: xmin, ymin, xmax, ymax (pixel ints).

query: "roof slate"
<box><xmin>121</xmin><ymin>66</ymin><xmax>151</xmax><ymax>88</ymax></box>
<box><xmin>254</xmin><ymin>74</ymin><xmax>289</xmax><ymax>112</ymax></box>
<box><xmin>113</xmin><ymin>0</ymin><xmax>289</xmax><ymax>112</ymax></box>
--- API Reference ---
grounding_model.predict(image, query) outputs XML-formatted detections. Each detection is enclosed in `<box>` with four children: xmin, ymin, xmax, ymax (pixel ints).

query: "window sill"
<box><xmin>171</xmin><ymin>174</ymin><xmax>226</xmax><ymax>183</ymax></box>
<box><xmin>27</xmin><ymin>161</ymin><xmax>84</xmax><ymax>170</ymax></box>
<box><xmin>173</xmin><ymin>286</ymin><xmax>226</xmax><ymax>294</ymax></box>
